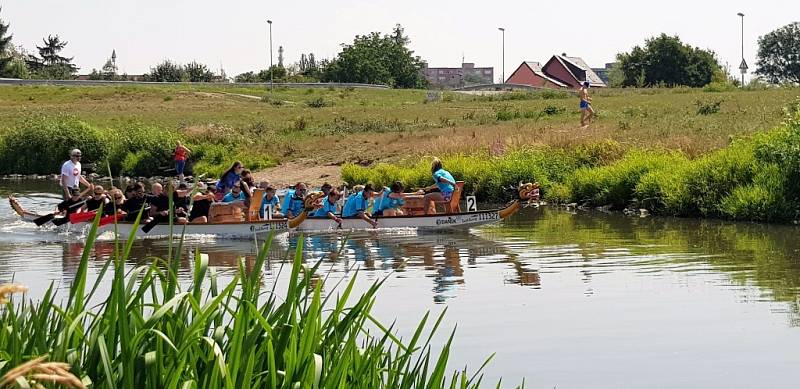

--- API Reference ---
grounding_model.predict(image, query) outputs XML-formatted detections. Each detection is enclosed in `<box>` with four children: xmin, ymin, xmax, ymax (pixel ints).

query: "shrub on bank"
<box><xmin>568</xmin><ymin>151</ymin><xmax>684</xmax><ymax>209</ymax></box>
<box><xmin>342</xmin><ymin>101</ymin><xmax>800</xmax><ymax>222</ymax></box>
<box><xmin>0</xmin><ymin>115</ymin><xmax>275</xmax><ymax>178</ymax></box>
<box><xmin>106</xmin><ymin>122</ymin><xmax>183</xmax><ymax>176</ymax></box>
<box><xmin>0</xmin><ymin>114</ymin><xmax>109</xmax><ymax>174</ymax></box>
<box><xmin>190</xmin><ymin>143</ymin><xmax>277</xmax><ymax>178</ymax></box>
<box><xmin>343</xmin><ymin>147</ymin><xmax>583</xmax><ymax>203</ymax></box>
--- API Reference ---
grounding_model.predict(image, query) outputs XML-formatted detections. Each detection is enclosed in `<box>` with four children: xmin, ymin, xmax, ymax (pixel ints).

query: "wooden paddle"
<box><xmin>34</xmin><ymin>200</ymin><xmax>87</xmax><ymax>226</ymax></box>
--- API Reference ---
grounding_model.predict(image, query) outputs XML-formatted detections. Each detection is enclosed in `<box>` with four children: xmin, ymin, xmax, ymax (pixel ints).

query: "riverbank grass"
<box><xmin>344</xmin><ymin>101</ymin><xmax>800</xmax><ymax>223</ymax></box>
<box><xmin>0</xmin><ymin>84</ymin><xmax>797</xmax><ymax>177</ymax></box>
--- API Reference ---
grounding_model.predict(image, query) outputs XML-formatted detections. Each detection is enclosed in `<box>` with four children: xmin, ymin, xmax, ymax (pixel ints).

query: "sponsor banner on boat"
<box><xmin>249</xmin><ymin>221</ymin><xmax>289</xmax><ymax>233</ymax></box>
<box><xmin>435</xmin><ymin>211</ymin><xmax>498</xmax><ymax>226</ymax></box>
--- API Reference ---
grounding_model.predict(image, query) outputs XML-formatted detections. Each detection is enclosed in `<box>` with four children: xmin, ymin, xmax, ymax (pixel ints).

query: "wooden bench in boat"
<box><xmin>402</xmin><ymin>181</ymin><xmax>464</xmax><ymax>216</ymax></box>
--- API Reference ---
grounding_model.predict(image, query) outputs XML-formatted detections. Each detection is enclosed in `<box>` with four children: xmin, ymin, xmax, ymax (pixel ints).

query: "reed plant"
<box><xmin>0</xmin><ymin>214</ymin><xmax>510</xmax><ymax>388</ymax></box>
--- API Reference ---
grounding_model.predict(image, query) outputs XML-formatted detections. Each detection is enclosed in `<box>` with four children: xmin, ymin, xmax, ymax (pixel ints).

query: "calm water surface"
<box><xmin>2</xmin><ymin>180</ymin><xmax>799</xmax><ymax>388</ymax></box>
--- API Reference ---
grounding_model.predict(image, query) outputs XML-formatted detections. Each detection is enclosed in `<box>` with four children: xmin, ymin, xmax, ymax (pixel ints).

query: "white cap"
<box><xmin>70</xmin><ymin>148</ymin><xmax>82</xmax><ymax>156</ymax></box>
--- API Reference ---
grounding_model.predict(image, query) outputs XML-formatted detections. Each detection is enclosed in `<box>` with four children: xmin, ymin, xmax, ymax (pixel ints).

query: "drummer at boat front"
<box><xmin>420</xmin><ymin>158</ymin><xmax>456</xmax><ymax>215</ymax></box>
<box><xmin>283</xmin><ymin>182</ymin><xmax>307</xmax><ymax>219</ymax></box>
<box><xmin>342</xmin><ymin>184</ymin><xmax>378</xmax><ymax>228</ymax></box>
<box><xmin>311</xmin><ymin>188</ymin><xmax>342</xmax><ymax>223</ymax></box>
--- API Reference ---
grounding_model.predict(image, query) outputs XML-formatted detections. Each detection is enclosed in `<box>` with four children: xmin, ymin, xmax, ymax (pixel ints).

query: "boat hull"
<box><xmin>99</xmin><ymin>202</ymin><xmax>520</xmax><ymax>239</ymax></box>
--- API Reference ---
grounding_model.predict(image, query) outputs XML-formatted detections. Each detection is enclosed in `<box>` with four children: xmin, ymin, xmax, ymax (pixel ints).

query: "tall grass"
<box><xmin>0</xmin><ymin>114</ymin><xmax>275</xmax><ymax>178</ymax></box>
<box><xmin>0</xmin><ymin>216</ymin><xmax>510</xmax><ymax>387</ymax></box>
<box><xmin>343</xmin><ymin>101</ymin><xmax>800</xmax><ymax>222</ymax></box>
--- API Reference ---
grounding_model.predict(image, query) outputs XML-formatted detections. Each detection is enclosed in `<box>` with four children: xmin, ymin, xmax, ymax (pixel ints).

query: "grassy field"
<box><xmin>0</xmin><ymin>84</ymin><xmax>797</xmax><ymax>175</ymax></box>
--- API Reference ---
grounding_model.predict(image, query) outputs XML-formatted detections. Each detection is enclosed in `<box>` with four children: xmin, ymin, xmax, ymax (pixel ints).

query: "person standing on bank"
<box><xmin>60</xmin><ymin>149</ymin><xmax>92</xmax><ymax>199</ymax></box>
<box><xmin>579</xmin><ymin>81</ymin><xmax>595</xmax><ymax>127</ymax></box>
<box><xmin>174</xmin><ymin>141</ymin><xmax>192</xmax><ymax>182</ymax></box>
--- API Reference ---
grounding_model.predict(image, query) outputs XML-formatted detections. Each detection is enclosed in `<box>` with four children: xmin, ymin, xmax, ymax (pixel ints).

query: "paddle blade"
<box><xmin>69</xmin><ymin>211</ymin><xmax>96</xmax><ymax>224</ymax></box>
<box><xmin>52</xmin><ymin>216</ymin><xmax>71</xmax><ymax>226</ymax></box>
<box><xmin>141</xmin><ymin>218</ymin><xmax>159</xmax><ymax>233</ymax></box>
<box><xmin>33</xmin><ymin>214</ymin><xmax>55</xmax><ymax>226</ymax></box>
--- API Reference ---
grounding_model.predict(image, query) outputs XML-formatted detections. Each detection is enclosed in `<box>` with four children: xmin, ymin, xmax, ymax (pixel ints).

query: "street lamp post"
<box><xmin>737</xmin><ymin>12</ymin><xmax>747</xmax><ymax>88</ymax></box>
<box><xmin>267</xmin><ymin>19</ymin><xmax>273</xmax><ymax>90</ymax></box>
<box><xmin>498</xmin><ymin>27</ymin><xmax>505</xmax><ymax>84</ymax></box>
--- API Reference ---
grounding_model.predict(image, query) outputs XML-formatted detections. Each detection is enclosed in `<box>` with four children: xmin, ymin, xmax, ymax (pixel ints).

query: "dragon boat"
<box><xmin>8</xmin><ymin>183</ymin><xmax>539</xmax><ymax>240</ymax></box>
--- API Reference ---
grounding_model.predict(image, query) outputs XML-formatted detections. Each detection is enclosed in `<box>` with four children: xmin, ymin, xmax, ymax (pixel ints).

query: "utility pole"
<box><xmin>267</xmin><ymin>19</ymin><xmax>273</xmax><ymax>90</ymax></box>
<box><xmin>737</xmin><ymin>12</ymin><xmax>748</xmax><ymax>88</ymax></box>
<box><xmin>498</xmin><ymin>27</ymin><xmax>505</xmax><ymax>84</ymax></box>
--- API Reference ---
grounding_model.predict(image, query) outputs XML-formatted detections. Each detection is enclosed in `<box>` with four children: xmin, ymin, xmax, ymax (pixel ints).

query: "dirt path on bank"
<box><xmin>252</xmin><ymin>160</ymin><xmax>342</xmax><ymax>189</ymax></box>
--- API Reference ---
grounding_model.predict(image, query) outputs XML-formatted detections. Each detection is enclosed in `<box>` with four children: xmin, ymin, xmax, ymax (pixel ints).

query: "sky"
<box><xmin>2</xmin><ymin>0</ymin><xmax>798</xmax><ymax>81</ymax></box>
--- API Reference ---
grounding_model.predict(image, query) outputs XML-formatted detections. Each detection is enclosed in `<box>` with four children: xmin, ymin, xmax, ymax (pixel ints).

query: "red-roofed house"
<box><xmin>505</xmin><ymin>62</ymin><xmax>567</xmax><ymax>89</ymax></box>
<box><xmin>507</xmin><ymin>54</ymin><xmax>606</xmax><ymax>89</ymax></box>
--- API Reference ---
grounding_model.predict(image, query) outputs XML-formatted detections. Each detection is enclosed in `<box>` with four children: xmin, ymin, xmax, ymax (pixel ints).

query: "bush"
<box><xmin>343</xmin><ymin>147</ymin><xmax>581</xmax><ymax>203</ymax></box>
<box><xmin>105</xmin><ymin>122</ymin><xmax>183</xmax><ymax>176</ymax></box>
<box><xmin>306</xmin><ymin>97</ymin><xmax>330</xmax><ymax>108</ymax></box>
<box><xmin>0</xmin><ymin>114</ymin><xmax>109</xmax><ymax>174</ymax></box>
<box><xmin>682</xmin><ymin>141</ymin><xmax>757</xmax><ymax>216</ymax></box>
<box><xmin>695</xmin><ymin>99</ymin><xmax>723</xmax><ymax>115</ymax></box>
<box><xmin>703</xmin><ymin>81</ymin><xmax>737</xmax><ymax>93</ymax></box>
<box><xmin>634</xmin><ymin>162</ymin><xmax>692</xmax><ymax>214</ymax></box>
<box><xmin>718</xmin><ymin>164</ymin><xmax>793</xmax><ymax>222</ymax></box>
<box><xmin>569</xmin><ymin>151</ymin><xmax>684</xmax><ymax>208</ymax></box>
<box><xmin>190</xmin><ymin>143</ymin><xmax>276</xmax><ymax>178</ymax></box>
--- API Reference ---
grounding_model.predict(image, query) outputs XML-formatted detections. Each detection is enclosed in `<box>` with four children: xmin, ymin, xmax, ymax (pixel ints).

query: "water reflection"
<box><xmin>485</xmin><ymin>207</ymin><xmax>800</xmax><ymax>325</ymax></box>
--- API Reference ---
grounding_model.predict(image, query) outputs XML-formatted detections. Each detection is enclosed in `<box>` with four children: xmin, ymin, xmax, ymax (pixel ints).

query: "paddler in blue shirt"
<box><xmin>312</xmin><ymin>189</ymin><xmax>342</xmax><ymax>223</ymax></box>
<box><xmin>259</xmin><ymin>185</ymin><xmax>283</xmax><ymax>219</ymax></box>
<box><xmin>374</xmin><ymin>181</ymin><xmax>406</xmax><ymax>217</ymax></box>
<box><xmin>342</xmin><ymin>184</ymin><xmax>378</xmax><ymax>228</ymax></box>
<box><xmin>283</xmin><ymin>182</ymin><xmax>307</xmax><ymax>219</ymax></box>
<box><xmin>421</xmin><ymin>158</ymin><xmax>456</xmax><ymax>214</ymax></box>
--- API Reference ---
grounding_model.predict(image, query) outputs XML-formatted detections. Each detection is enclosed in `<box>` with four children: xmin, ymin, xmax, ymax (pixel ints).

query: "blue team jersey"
<box><xmin>342</xmin><ymin>192</ymin><xmax>369</xmax><ymax>217</ymax></box>
<box><xmin>284</xmin><ymin>194</ymin><xmax>305</xmax><ymax>217</ymax></box>
<box><xmin>312</xmin><ymin>197</ymin><xmax>339</xmax><ymax>217</ymax></box>
<box><xmin>259</xmin><ymin>194</ymin><xmax>280</xmax><ymax>218</ymax></box>
<box><xmin>433</xmin><ymin>169</ymin><xmax>455</xmax><ymax>193</ymax></box>
<box><xmin>375</xmin><ymin>187</ymin><xmax>404</xmax><ymax>211</ymax></box>
<box><xmin>222</xmin><ymin>191</ymin><xmax>246</xmax><ymax>203</ymax></box>
<box><xmin>281</xmin><ymin>189</ymin><xmax>295</xmax><ymax>212</ymax></box>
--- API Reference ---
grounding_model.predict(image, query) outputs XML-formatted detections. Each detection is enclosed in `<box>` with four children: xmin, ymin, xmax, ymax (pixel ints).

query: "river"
<box><xmin>1</xmin><ymin>180</ymin><xmax>799</xmax><ymax>388</ymax></box>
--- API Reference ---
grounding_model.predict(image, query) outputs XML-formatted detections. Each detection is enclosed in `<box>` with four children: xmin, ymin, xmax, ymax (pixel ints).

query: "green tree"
<box><xmin>4</xmin><ymin>58</ymin><xmax>29</xmax><ymax>79</ymax></box>
<box><xmin>101</xmin><ymin>59</ymin><xmax>117</xmax><ymax>80</ymax></box>
<box><xmin>756</xmin><ymin>22</ymin><xmax>800</xmax><ymax>84</ymax></box>
<box><xmin>145</xmin><ymin>60</ymin><xmax>186</xmax><ymax>82</ymax></box>
<box><xmin>0</xmin><ymin>7</ymin><xmax>12</xmax><ymax>75</ymax></box>
<box><xmin>185</xmin><ymin>61</ymin><xmax>213</xmax><ymax>82</ymax></box>
<box><xmin>234</xmin><ymin>71</ymin><xmax>258</xmax><ymax>83</ymax></box>
<box><xmin>323</xmin><ymin>24</ymin><xmax>427</xmax><ymax>88</ymax></box>
<box><xmin>298</xmin><ymin>53</ymin><xmax>323</xmax><ymax>79</ymax></box>
<box><xmin>616</xmin><ymin>34</ymin><xmax>720</xmax><ymax>87</ymax></box>
<box><xmin>35</xmin><ymin>35</ymin><xmax>78</xmax><ymax>78</ymax></box>
<box><xmin>257</xmin><ymin>65</ymin><xmax>286</xmax><ymax>82</ymax></box>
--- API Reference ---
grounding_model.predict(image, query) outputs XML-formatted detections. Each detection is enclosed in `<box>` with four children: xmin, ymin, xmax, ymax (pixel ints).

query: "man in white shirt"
<box><xmin>60</xmin><ymin>149</ymin><xmax>92</xmax><ymax>199</ymax></box>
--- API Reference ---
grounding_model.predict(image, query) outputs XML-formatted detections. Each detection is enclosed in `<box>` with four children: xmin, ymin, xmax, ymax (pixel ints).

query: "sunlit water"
<box><xmin>2</xmin><ymin>180</ymin><xmax>799</xmax><ymax>388</ymax></box>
